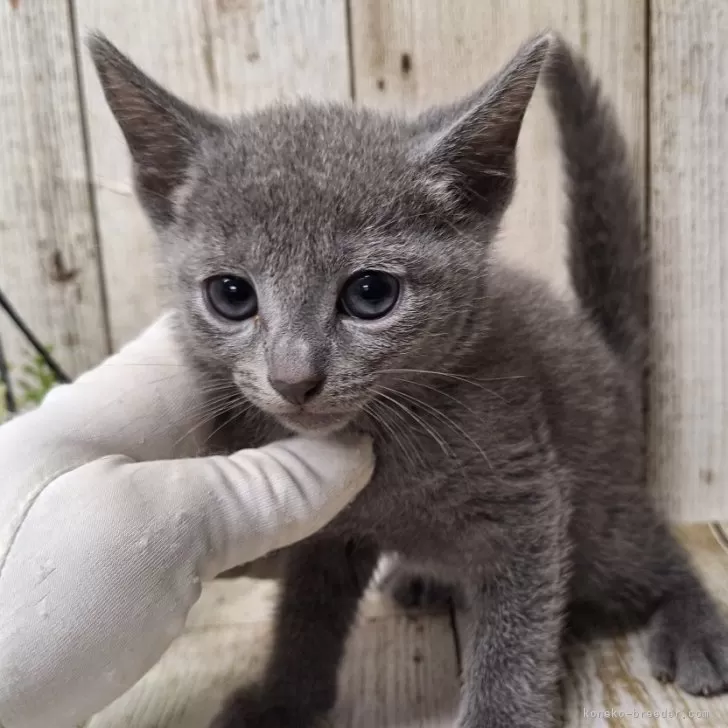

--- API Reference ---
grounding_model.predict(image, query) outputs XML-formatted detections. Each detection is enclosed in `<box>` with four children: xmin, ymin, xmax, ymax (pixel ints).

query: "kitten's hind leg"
<box><xmin>210</xmin><ymin>537</ymin><xmax>379</xmax><ymax>728</ymax></box>
<box><xmin>390</xmin><ymin>573</ymin><xmax>463</xmax><ymax>610</ymax></box>
<box><xmin>587</xmin><ymin>518</ymin><xmax>728</xmax><ymax>696</ymax></box>
<box><xmin>378</xmin><ymin>558</ymin><xmax>466</xmax><ymax>611</ymax></box>
<box><xmin>647</xmin><ymin>565</ymin><xmax>728</xmax><ymax>696</ymax></box>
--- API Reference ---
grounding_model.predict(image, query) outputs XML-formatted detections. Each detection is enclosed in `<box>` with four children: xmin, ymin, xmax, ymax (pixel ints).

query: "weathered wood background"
<box><xmin>0</xmin><ymin>0</ymin><xmax>725</xmax><ymax>522</ymax></box>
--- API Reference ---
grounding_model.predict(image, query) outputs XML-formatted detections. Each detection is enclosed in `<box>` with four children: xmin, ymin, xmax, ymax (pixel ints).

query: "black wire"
<box><xmin>0</xmin><ymin>334</ymin><xmax>16</xmax><ymax>413</ymax></box>
<box><xmin>0</xmin><ymin>287</ymin><xmax>71</xmax><ymax>384</ymax></box>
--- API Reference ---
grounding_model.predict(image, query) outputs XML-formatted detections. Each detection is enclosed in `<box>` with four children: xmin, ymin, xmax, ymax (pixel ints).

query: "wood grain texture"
<box><xmin>349</xmin><ymin>0</ymin><xmax>646</xmax><ymax>302</ymax></box>
<box><xmin>649</xmin><ymin>0</ymin><xmax>728</xmax><ymax>521</ymax></box>
<box><xmin>0</xmin><ymin>1</ymin><xmax>108</xmax><ymax>384</ymax></box>
<box><xmin>74</xmin><ymin>0</ymin><xmax>352</xmax><ymax>349</ymax></box>
<box><xmin>87</xmin><ymin>580</ymin><xmax>461</xmax><ymax>728</ymax></box>
<box><xmin>88</xmin><ymin>526</ymin><xmax>728</xmax><ymax>727</ymax></box>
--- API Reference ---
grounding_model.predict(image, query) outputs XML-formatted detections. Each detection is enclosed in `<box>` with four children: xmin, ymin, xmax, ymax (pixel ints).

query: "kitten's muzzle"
<box><xmin>274</xmin><ymin>409</ymin><xmax>354</xmax><ymax>437</ymax></box>
<box><xmin>266</xmin><ymin>336</ymin><xmax>326</xmax><ymax>406</ymax></box>
<box><xmin>268</xmin><ymin>374</ymin><xmax>325</xmax><ymax>406</ymax></box>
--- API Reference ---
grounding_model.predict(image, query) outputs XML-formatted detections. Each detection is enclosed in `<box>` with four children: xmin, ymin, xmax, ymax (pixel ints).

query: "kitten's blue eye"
<box><xmin>205</xmin><ymin>275</ymin><xmax>258</xmax><ymax>321</ymax></box>
<box><xmin>339</xmin><ymin>271</ymin><xmax>400</xmax><ymax>320</ymax></box>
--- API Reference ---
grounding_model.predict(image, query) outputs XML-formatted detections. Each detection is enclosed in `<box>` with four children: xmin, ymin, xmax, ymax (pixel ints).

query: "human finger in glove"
<box><xmin>0</xmin><ymin>313</ymin><xmax>374</xmax><ymax>728</ymax></box>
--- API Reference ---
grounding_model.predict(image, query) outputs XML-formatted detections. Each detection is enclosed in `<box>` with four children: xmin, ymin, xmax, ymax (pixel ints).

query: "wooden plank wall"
<box><xmin>0</xmin><ymin>1</ymin><xmax>109</xmax><ymax>384</ymax></box>
<box><xmin>0</xmin><ymin>0</ymin><xmax>725</xmax><ymax>522</ymax></box>
<box><xmin>649</xmin><ymin>0</ymin><xmax>728</xmax><ymax>521</ymax></box>
<box><xmin>350</xmin><ymin>0</ymin><xmax>646</xmax><ymax>299</ymax></box>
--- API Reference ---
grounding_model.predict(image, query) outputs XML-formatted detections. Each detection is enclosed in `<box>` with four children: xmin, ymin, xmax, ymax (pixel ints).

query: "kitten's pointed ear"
<box><xmin>414</xmin><ymin>33</ymin><xmax>552</xmax><ymax>217</ymax></box>
<box><xmin>87</xmin><ymin>33</ymin><xmax>219</xmax><ymax>226</ymax></box>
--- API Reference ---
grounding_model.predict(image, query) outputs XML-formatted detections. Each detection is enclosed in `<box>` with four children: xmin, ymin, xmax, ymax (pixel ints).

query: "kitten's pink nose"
<box><xmin>268</xmin><ymin>374</ymin><xmax>325</xmax><ymax>406</ymax></box>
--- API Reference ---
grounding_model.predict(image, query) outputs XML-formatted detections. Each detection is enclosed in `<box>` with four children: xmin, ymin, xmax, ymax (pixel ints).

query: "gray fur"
<box><xmin>90</xmin><ymin>31</ymin><xmax>728</xmax><ymax>728</ymax></box>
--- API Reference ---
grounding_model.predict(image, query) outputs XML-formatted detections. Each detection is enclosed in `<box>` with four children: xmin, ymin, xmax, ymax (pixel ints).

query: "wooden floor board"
<box><xmin>89</xmin><ymin>525</ymin><xmax>728</xmax><ymax>727</ymax></box>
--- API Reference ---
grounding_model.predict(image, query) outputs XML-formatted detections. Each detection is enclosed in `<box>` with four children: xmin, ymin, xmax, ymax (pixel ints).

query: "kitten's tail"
<box><xmin>544</xmin><ymin>35</ymin><xmax>647</xmax><ymax>379</ymax></box>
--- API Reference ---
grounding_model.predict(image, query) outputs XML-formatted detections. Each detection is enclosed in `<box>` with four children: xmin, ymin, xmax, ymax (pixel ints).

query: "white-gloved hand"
<box><xmin>0</xmin><ymin>313</ymin><xmax>374</xmax><ymax>728</ymax></box>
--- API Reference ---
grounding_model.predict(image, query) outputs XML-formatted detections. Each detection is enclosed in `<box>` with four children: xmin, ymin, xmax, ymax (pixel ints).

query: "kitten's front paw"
<box><xmin>209</xmin><ymin>688</ymin><xmax>318</xmax><ymax>728</ymax></box>
<box><xmin>647</xmin><ymin>594</ymin><xmax>728</xmax><ymax>696</ymax></box>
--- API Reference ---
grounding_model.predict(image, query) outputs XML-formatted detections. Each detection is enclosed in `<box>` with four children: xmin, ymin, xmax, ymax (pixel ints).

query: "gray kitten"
<box><xmin>90</xmin><ymin>32</ymin><xmax>728</xmax><ymax>728</ymax></box>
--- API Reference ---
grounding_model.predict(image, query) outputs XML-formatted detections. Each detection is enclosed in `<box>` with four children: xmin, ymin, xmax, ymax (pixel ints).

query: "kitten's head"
<box><xmin>90</xmin><ymin>33</ymin><xmax>549</xmax><ymax>435</ymax></box>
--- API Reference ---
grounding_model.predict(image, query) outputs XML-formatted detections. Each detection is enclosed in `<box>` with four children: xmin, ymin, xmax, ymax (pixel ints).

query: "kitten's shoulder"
<box><xmin>484</xmin><ymin>263</ymin><xmax>621</xmax><ymax>380</ymax></box>
<box><xmin>487</xmin><ymin>264</ymin><xmax>585</xmax><ymax>342</ymax></box>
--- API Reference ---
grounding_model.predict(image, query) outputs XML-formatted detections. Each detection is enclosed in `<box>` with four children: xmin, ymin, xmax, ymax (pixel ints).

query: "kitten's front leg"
<box><xmin>211</xmin><ymin>536</ymin><xmax>379</xmax><ymax>728</ymax></box>
<box><xmin>457</xmin><ymin>516</ymin><xmax>568</xmax><ymax>728</ymax></box>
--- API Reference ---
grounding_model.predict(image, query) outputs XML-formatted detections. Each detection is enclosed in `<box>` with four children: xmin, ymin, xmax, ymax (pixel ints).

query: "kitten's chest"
<box><xmin>330</xmin><ymin>432</ymin><xmax>502</xmax><ymax>545</ymax></box>
<box><xmin>330</xmin><ymin>390</ymin><xmax>549</xmax><ymax>553</ymax></box>
<box><xmin>205</xmin><ymin>409</ymin><xmax>287</xmax><ymax>454</ymax></box>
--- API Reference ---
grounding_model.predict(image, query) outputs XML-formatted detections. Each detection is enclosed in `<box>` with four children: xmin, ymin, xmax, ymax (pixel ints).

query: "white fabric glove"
<box><xmin>0</xmin><ymin>313</ymin><xmax>374</xmax><ymax>728</ymax></box>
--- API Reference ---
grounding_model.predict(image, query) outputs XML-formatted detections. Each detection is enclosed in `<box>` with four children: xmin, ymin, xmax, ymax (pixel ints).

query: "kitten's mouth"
<box><xmin>272</xmin><ymin>409</ymin><xmax>354</xmax><ymax>437</ymax></box>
